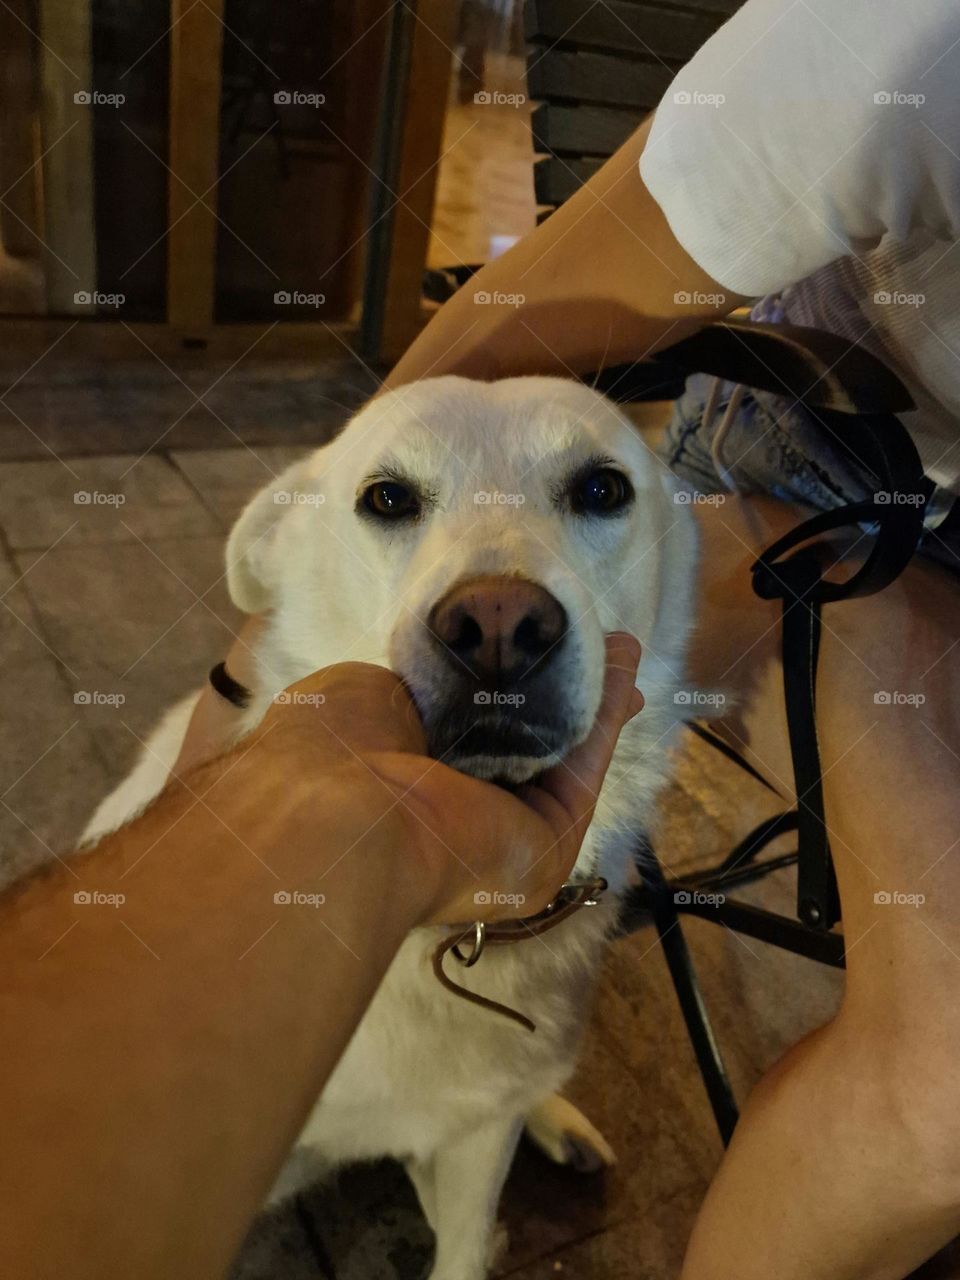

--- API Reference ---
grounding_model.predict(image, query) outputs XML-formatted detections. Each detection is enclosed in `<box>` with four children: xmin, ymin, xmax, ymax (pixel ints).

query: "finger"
<box><xmin>282</xmin><ymin>662</ymin><xmax>428</xmax><ymax>756</ymax></box>
<box><xmin>522</xmin><ymin>632</ymin><xmax>642</xmax><ymax>850</ymax></box>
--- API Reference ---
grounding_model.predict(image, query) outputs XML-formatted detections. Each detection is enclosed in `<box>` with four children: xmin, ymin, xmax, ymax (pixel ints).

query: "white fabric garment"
<box><xmin>640</xmin><ymin>0</ymin><xmax>960</xmax><ymax>491</ymax></box>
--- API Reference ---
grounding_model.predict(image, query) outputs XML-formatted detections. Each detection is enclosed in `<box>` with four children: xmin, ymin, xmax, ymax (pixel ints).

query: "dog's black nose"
<box><xmin>428</xmin><ymin>575</ymin><xmax>567</xmax><ymax>682</ymax></box>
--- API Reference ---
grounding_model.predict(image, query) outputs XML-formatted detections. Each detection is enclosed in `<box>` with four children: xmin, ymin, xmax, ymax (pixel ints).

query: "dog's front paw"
<box><xmin>524</xmin><ymin>1093</ymin><xmax>616</xmax><ymax>1173</ymax></box>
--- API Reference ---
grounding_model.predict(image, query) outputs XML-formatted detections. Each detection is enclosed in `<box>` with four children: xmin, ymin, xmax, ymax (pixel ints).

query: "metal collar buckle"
<box><xmin>449</xmin><ymin>876</ymin><xmax>608</xmax><ymax>970</ymax></box>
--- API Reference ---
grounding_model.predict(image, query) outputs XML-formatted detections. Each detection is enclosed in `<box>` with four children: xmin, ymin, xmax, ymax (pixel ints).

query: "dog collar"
<box><xmin>431</xmin><ymin>877</ymin><xmax>607</xmax><ymax>1033</ymax></box>
<box><xmin>209</xmin><ymin>661</ymin><xmax>252</xmax><ymax>709</ymax></box>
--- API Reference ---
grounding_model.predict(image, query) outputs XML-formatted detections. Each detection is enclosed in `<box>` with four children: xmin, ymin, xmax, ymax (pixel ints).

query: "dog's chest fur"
<box><xmin>307</xmin><ymin>908</ymin><xmax>612</xmax><ymax>1165</ymax></box>
<box><xmin>238</xmin><ymin>629</ymin><xmax>681</xmax><ymax>1171</ymax></box>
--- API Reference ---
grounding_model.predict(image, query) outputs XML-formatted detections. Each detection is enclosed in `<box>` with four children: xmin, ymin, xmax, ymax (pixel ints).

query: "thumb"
<box><xmin>519</xmin><ymin>631</ymin><xmax>643</xmax><ymax>859</ymax></box>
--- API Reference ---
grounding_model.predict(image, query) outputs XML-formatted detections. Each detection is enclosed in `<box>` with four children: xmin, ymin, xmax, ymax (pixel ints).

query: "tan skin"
<box><xmin>678</xmin><ymin>500</ymin><xmax>960</xmax><ymax>1280</ymax></box>
<box><xmin>0</xmin><ymin>637</ymin><xmax>643</xmax><ymax>1280</ymax></box>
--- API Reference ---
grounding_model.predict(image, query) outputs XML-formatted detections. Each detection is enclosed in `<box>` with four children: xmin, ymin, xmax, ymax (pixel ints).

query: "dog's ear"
<box><xmin>225</xmin><ymin>457</ymin><xmax>315</xmax><ymax>614</ymax></box>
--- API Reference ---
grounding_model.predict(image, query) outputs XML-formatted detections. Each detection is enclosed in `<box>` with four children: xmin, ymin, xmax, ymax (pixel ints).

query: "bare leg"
<box><xmin>679</xmin><ymin>496</ymin><xmax>960</xmax><ymax>1280</ymax></box>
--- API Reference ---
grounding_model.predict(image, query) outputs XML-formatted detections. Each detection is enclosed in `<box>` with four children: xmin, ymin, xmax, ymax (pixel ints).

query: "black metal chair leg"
<box><xmin>644</xmin><ymin>850</ymin><xmax>739</xmax><ymax>1146</ymax></box>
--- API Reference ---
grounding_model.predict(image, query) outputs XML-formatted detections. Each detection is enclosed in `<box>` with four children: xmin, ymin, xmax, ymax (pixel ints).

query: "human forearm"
<box><xmin>0</xmin><ymin>646</ymin><xmax>642</xmax><ymax>1280</ymax></box>
<box><xmin>386</xmin><ymin>118</ymin><xmax>743</xmax><ymax>390</ymax></box>
<box><xmin>0</xmin><ymin>754</ymin><xmax>418</xmax><ymax>1280</ymax></box>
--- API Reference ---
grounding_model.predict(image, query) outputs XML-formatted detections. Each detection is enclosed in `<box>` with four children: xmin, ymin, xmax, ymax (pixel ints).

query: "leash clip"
<box><xmin>451</xmin><ymin>921</ymin><xmax>486</xmax><ymax>967</ymax></box>
<box><xmin>434</xmin><ymin>878</ymin><xmax>608</xmax><ymax>1032</ymax></box>
<box><xmin>448</xmin><ymin>877</ymin><xmax>607</xmax><ymax>971</ymax></box>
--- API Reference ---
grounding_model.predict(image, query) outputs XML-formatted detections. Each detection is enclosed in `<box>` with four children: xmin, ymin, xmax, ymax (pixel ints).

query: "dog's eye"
<box><xmin>570</xmin><ymin>468</ymin><xmax>634</xmax><ymax>516</ymax></box>
<box><xmin>362</xmin><ymin>480</ymin><xmax>420</xmax><ymax>520</ymax></box>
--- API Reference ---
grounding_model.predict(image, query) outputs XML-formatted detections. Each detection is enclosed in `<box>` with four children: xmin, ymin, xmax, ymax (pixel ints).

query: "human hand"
<box><xmin>181</xmin><ymin>633</ymin><xmax>642</xmax><ymax>928</ymax></box>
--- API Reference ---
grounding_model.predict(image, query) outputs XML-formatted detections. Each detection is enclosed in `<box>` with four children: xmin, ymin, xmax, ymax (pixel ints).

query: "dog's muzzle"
<box><xmin>422</xmin><ymin>574</ymin><xmax>576</xmax><ymax>778</ymax></box>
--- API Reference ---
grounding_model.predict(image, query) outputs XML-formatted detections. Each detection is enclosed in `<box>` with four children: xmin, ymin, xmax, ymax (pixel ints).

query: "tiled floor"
<box><xmin>1</xmin><ymin>360</ymin><xmax>950</xmax><ymax>1279</ymax></box>
<box><xmin>0</xmin><ymin>356</ymin><xmax>377</xmax><ymax>884</ymax></box>
<box><xmin>0</xmin><ymin>355</ymin><xmax>377</xmax><ymax>463</ymax></box>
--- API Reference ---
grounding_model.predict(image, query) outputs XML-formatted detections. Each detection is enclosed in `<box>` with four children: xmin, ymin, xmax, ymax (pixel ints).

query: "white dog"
<box><xmin>83</xmin><ymin>375</ymin><xmax>697</xmax><ymax>1280</ymax></box>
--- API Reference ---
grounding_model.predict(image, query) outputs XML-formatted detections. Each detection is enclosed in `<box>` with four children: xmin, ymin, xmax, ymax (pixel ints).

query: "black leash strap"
<box><xmin>764</xmin><ymin>549</ymin><xmax>836</xmax><ymax>928</ymax></box>
<box><xmin>749</xmin><ymin>412</ymin><xmax>927</xmax><ymax>931</ymax></box>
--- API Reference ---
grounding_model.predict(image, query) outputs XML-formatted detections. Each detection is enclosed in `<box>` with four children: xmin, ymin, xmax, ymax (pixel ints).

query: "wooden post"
<box><xmin>37</xmin><ymin>0</ymin><xmax>96</xmax><ymax>312</ymax></box>
<box><xmin>375</xmin><ymin>0</ymin><xmax>456</xmax><ymax>363</ymax></box>
<box><xmin>166</xmin><ymin>0</ymin><xmax>225</xmax><ymax>335</ymax></box>
<box><xmin>0</xmin><ymin>0</ymin><xmax>42</xmax><ymax>262</ymax></box>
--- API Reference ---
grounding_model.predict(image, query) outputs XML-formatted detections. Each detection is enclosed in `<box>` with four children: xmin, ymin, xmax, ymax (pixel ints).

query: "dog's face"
<box><xmin>228</xmin><ymin>376</ymin><xmax>687</xmax><ymax>783</ymax></box>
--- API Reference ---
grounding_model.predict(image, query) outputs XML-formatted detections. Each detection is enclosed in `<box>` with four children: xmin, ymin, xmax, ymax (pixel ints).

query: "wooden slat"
<box><xmin>377</xmin><ymin>0</ymin><xmax>456</xmax><ymax>361</ymax></box>
<box><xmin>166</xmin><ymin>0</ymin><xmax>225</xmax><ymax>335</ymax></box>
<box><xmin>525</xmin><ymin>0</ymin><xmax>720</xmax><ymax>63</ymax></box>
<box><xmin>38</xmin><ymin>0</ymin><xmax>96</xmax><ymax>313</ymax></box>
<box><xmin>533</xmin><ymin>155</ymin><xmax>603</xmax><ymax>206</ymax></box>
<box><xmin>341</xmin><ymin>0</ymin><xmax>394</xmax><ymax>315</ymax></box>
<box><xmin>0</xmin><ymin>0</ymin><xmax>41</xmax><ymax>262</ymax></box>
<box><xmin>531</xmin><ymin>102</ymin><xmax>644</xmax><ymax>157</ymax></box>
<box><xmin>527</xmin><ymin>48</ymin><xmax>672</xmax><ymax>109</ymax></box>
